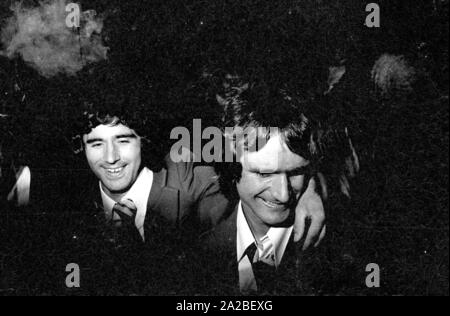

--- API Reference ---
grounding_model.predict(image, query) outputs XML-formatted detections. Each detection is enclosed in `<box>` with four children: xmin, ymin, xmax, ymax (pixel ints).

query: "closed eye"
<box><xmin>256</xmin><ymin>172</ymin><xmax>272</xmax><ymax>178</ymax></box>
<box><xmin>90</xmin><ymin>142</ymin><xmax>103</xmax><ymax>148</ymax></box>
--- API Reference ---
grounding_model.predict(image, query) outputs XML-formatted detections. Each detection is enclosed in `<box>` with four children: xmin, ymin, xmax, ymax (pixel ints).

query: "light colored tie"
<box><xmin>259</xmin><ymin>236</ymin><xmax>276</xmax><ymax>267</ymax></box>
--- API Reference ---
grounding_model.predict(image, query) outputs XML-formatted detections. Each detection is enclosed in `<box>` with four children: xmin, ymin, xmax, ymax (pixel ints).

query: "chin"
<box><xmin>264</xmin><ymin>210</ymin><xmax>292</xmax><ymax>226</ymax></box>
<box><xmin>103</xmin><ymin>180</ymin><xmax>131</xmax><ymax>194</ymax></box>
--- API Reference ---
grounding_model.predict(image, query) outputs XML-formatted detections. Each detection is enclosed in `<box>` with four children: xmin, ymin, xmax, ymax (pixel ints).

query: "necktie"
<box><xmin>245</xmin><ymin>242</ymin><xmax>277</xmax><ymax>293</ymax></box>
<box><xmin>112</xmin><ymin>199</ymin><xmax>143</xmax><ymax>245</ymax></box>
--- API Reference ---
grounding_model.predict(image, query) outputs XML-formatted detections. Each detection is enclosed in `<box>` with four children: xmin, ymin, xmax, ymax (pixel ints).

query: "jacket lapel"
<box><xmin>146</xmin><ymin>167</ymin><xmax>180</xmax><ymax>224</ymax></box>
<box><xmin>272</xmin><ymin>234</ymin><xmax>302</xmax><ymax>294</ymax></box>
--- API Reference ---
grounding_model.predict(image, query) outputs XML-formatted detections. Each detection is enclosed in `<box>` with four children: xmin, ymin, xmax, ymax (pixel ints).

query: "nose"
<box><xmin>270</xmin><ymin>174</ymin><xmax>290</xmax><ymax>204</ymax></box>
<box><xmin>104</xmin><ymin>142</ymin><xmax>120</xmax><ymax>164</ymax></box>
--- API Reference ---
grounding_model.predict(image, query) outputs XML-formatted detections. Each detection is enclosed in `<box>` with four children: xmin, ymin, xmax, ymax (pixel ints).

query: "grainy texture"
<box><xmin>1</xmin><ymin>0</ymin><xmax>448</xmax><ymax>296</ymax></box>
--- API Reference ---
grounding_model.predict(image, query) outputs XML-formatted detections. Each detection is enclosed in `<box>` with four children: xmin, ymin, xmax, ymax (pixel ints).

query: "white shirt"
<box><xmin>99</xmin><ymin>167</ymin><xmax>153</xmax><ymax>242</ymax></box>
<box><xmin>236</xmin><ymin>201</ymin><xmax>293</xmax><ymax>293</ymax></box>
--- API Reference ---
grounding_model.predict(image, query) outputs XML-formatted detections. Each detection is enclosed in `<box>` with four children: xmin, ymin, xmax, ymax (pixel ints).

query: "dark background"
<box><xmin>1</xmin><ymin>0</ymin><xmax>448</xmax><ymax>295</ymax></box>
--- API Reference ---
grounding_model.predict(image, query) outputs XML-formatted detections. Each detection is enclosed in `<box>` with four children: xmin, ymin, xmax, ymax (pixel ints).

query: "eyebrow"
<box><xmin>85</xmin><ymin>134</ymin><xmax>138</xmax><ymax>145</ymax></box>
<box><xmin>85</xmin><ymin>138</ymin><xmax>103</xmax><ymax>145</ymax></box>
<box><xmin>115</xmin><ymin>133</ymin><xmax>138</xmax><ymax>140</ymax></box>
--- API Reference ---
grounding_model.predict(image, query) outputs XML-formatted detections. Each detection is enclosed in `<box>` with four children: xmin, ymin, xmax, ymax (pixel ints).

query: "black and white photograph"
<box><xmin>0</xmin><ymin>0</ymin><xmax>448</xmax><ymax>298</ymax></box>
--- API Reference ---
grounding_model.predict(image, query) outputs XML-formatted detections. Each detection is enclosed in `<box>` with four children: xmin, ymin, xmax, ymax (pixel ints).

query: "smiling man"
<box><xmin>83</xmin><ymin>119</ymin><xmax>148</xmax><ymax>233</ymax></box>
<box><xmin>84</xmin><ymin>123</ymin><xmax>142</xmax><ymax>201</ymax></box>
<box><xmin>199</xmin><ymin>79</ymin><xmax>328</xmax><ymax>295</ymax></box>
<box><xmin>78</xmin><ymin>113</ymin><xmax>231</xmax><ymax>245</ymax></box>
<box><xmin>237</xmin><ymin>132</ymin><xmax>311</xmax><ymax>293</ymax></box>
<box><xmin>237</xmin><ymin>132</ymin><xmax>311</xmax><ymax>241</ymax></box>
<box><xmin>62</xmin><ymin>111</ymin><xmax>236</xmax><ymax>294</ymax></box>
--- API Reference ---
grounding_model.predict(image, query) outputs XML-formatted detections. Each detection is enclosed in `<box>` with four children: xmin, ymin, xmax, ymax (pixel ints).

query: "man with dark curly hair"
<box><xmin>75</xmin><ymin>110</ymin><xmax>230</xmax><ymax>244</ymax></box>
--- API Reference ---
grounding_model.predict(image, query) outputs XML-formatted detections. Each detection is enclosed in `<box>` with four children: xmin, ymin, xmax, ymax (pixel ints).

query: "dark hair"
<box><xmin>215</xmin><ymin>77</ymin><xmax>324</xmax><ymax>196</ymax></box>
<box><xmin>69</xmin><ymin>102</ymin><xmax>166</xmax><ymax>171</ymax></box>
<box><xmin>215</xmin><ymin>74</ymin><xmax>360</xmax><ymax>200</ymax></box>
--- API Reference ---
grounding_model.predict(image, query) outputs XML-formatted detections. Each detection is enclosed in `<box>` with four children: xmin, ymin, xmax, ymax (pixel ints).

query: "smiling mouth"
<box><xmin>103</xmin><ymin>166</ymin><xmax>126</xmax><ymax>177</ymax></box>
<box><xmin>258</xmin><ymin>197</ymin><xmax>284</xmax><ymax>209</ymax></box>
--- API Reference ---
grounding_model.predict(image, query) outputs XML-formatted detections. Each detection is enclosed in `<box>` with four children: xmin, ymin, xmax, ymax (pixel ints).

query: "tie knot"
<box><xmin>245</xmin><ymin>241</ymin><xmax>277</xmax><ymax>293</ymax></box>
<box><xmin>245</xmin><ymin>238</ymin><xmax>275</xmax><ymax>267</ymax></box>
<box><xmin>245</xmin><ymin>242</ymin><xmax>258</xmax><ymax>263</ymax></box>
<box><xmin>111</xmin><ymin>199</ymin><xmax>143</xmax><ymax>245</ymax></box>
<box><xmin>113</xmin><ymin>199</ymin><xmax>137</xmax><ymax>223</ymax></box>
<box><xmin>259</xmin><ymin>237</ymin><xmax>275</xmax><ymax>265</ymax></box>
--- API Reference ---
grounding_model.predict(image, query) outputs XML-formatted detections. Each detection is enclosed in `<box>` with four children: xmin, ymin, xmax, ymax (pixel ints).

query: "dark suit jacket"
<box><xmin>143</xmin><ymin>155</ymin><xmax>230</xmax><ymax>238</ymax></box>
<box><xmin>15</xmin><ymin>156</ymin><xmax>230</xmax><ymax>295</ymax></box>
<box><xmin>197</xmin><ymin>203</ymin><xmax>303</xmax><ymax>296</ymax></box>
<box><xmin>78</xmin><ymin>156</ymin><xmax>231</xmax><ymax>294</ymax></box>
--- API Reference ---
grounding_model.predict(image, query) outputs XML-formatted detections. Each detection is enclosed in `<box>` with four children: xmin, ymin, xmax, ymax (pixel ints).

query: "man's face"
<box><xmin>83</xmin><ymin>123</ymin><xmax>142</xmax><ymax>200</ymax></box>
<box><xmin>236</xmin><ymin>134</ymin><xmax>309</xmax><ymax>233</ymax></box>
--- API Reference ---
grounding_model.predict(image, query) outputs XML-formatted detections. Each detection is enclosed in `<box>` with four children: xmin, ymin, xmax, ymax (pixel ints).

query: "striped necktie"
<box><xmin>112</xmin><ymin>199</ymin><xmax>142</xmax><ymax>245</ymax></box>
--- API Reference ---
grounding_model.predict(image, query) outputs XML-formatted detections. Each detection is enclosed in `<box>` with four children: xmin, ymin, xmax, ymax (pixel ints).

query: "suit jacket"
<box><xmin>27</xmin><ymin>154</ymin><xmax>230</xmax><ymax>233</ymax></box>
<box><xmin>18</xmin><ymin>156</ymin><xmax>230</xmax><ymax>295</ymax></box>
<box><xmin>143</xmin><ymin>155</ymin><xmax>230</xmax><ymax>239</ymax></box>
<box><xmin>197</xmin><ymin>202</ymin><xmax>303</xmax><ymax>296</ymax></box>
<box><xmin>78</xmin><ymin>156</ymin><xmax>231</xmax><ymax>294</ymax></box>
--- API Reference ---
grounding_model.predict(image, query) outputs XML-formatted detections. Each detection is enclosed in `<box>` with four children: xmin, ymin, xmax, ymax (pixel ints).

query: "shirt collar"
<box><xmin>266</xmin><ymin>221</ymin><xmax>294</xmax><ymax>267</ymax></box>
<box><xmin>237</xmin><ymin>201</ymin><xmax>257</xmax><ymax>263</ymax></box>
<box><xmin>100</xmin><ymin>183</ymin><xmax>116</xmax><ymax>215</ymax></box>
<box><xmin>236</xmin><ymin>201</ymin><xmax>293</xmax><ymax>267</ymax></box>
<box><xmin>122</xmin><ymin>167</ymin><xmax>153</xmax><ymax>219</ymax></box>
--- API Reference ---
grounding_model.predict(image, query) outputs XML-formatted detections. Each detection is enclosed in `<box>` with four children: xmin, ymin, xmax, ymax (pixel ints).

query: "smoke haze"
<box><xmin>0</xmin><ymin>0</ymin><xmax>108</xmax><ymax>78</ymax></box>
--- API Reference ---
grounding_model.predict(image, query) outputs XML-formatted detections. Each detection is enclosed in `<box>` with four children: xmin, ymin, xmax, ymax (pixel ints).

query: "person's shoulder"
<box><xmin>199</xmin><ymin>203</ymin><xmax>238</xmax><ymax>252</ymax></box>
<box><xmin>163</xmin><ymin>151</ymin><xmax>220</xmax><ymax>193</ymax></box>
<box><xmin>194</xmin><ymin>204</ymin><xmax>240</xmax><ymax>295</ymax></box>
